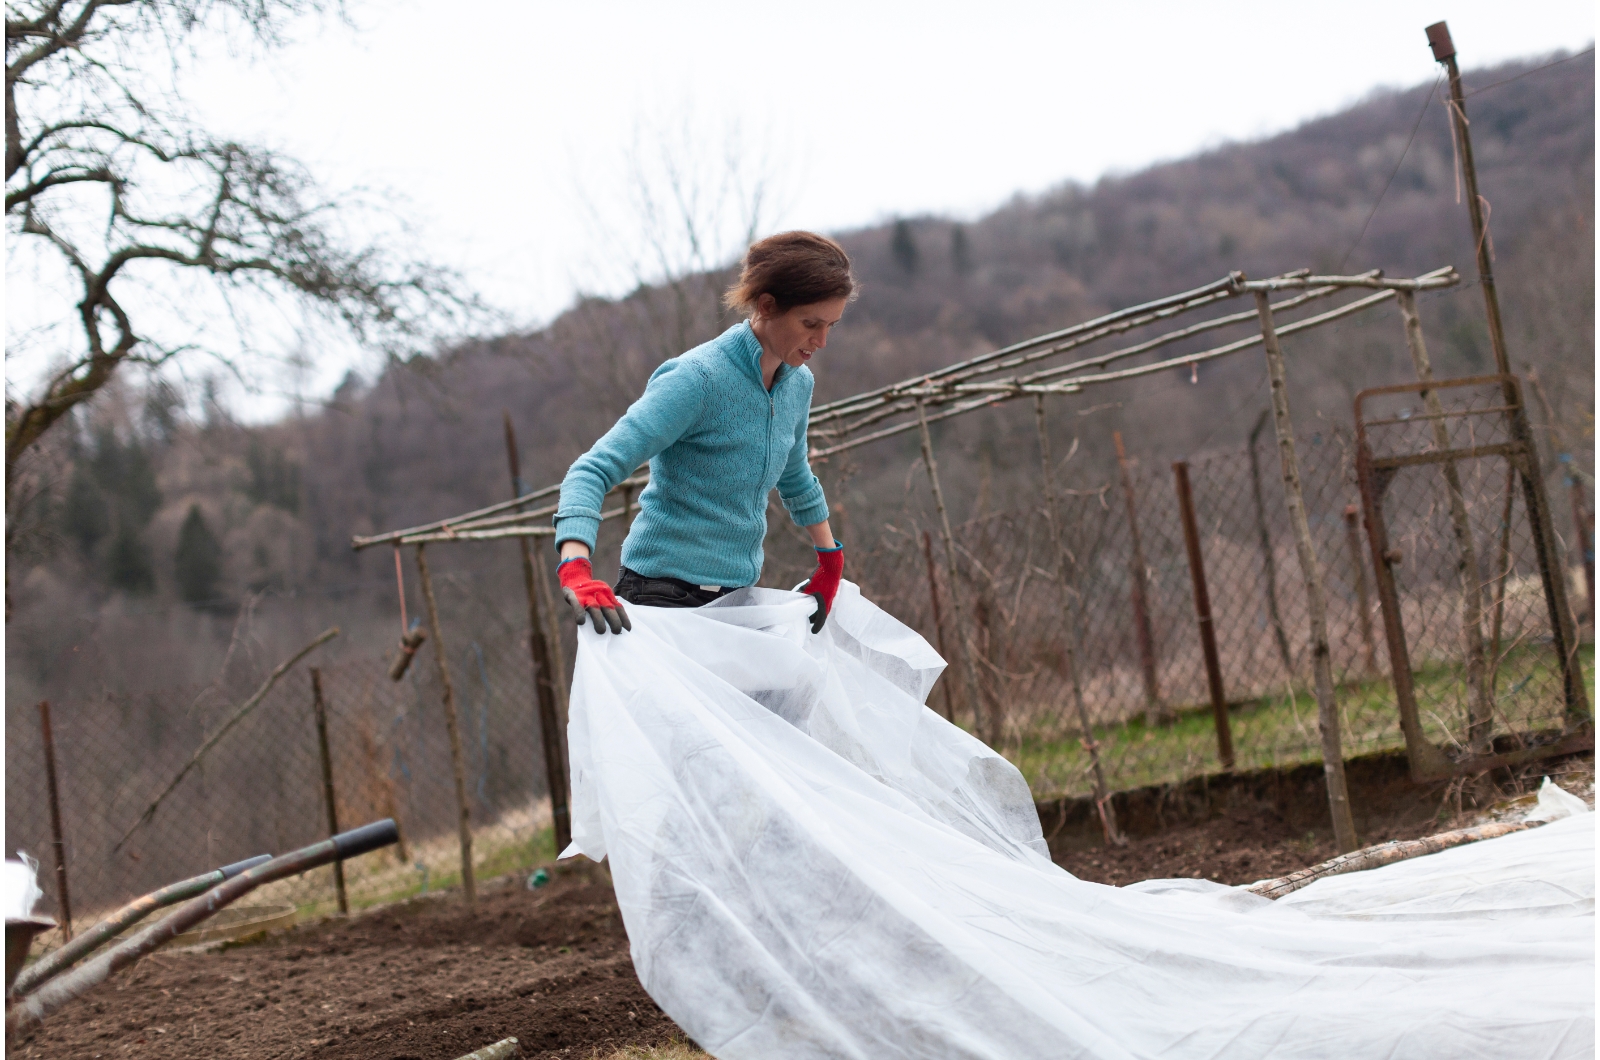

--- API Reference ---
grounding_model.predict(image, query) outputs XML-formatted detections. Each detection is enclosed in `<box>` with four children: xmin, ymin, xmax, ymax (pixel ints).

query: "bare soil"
<box><xmin>14</xmin><ymin>758</ymin><xmax>1591</xmax><ymax>1060</ymax></box>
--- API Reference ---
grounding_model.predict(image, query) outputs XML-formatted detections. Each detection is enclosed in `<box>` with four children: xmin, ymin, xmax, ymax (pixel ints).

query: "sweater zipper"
<box><xmin>756</xmin><ymin>374</ymin><xmax>779</xmax><ymax>576</ymax></box>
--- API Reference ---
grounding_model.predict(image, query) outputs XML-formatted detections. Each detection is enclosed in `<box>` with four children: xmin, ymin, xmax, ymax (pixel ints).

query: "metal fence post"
<box><xmin>503</xmin><ymin>412</ymin><xmax>572</xmax><ymax>855</ymax></box>
<box><xmin>1343</xmin><ymin>506</ymin><xmax>1379</xmax><ymax>676</ymax></box>
<box><xmin>310</xmin><ymin>668</ymin><xmax>348</xmax><ymax>915</ymax></box>
<box><xmin>920</xmin><ymin>529</ymin><xmax>956</xmax><ymax>722</ymax></box>
<box><xmin>1256</xmin><ymin>291</ymin><xmax>1358</xmax><ymax>853</ymax></box>
<box><xmin>37</xmin><ymin>700</ymin><xmax>73</xmax><ymax>941</ymax></box>
<box><xmin>916</xmin><ymin>400</ymin><xmax>988</xmax><ymax>740</ymax></box>
<box><xmin>1172</xmin><ymin>461</ymin><xmax>1235</xmax><ymax>771</ymax></box>
<box><xmin>1038</xmin><ymin>397</ymin><xmax>1125</xmax><ymax>844</ymax></box>
<box><xmin>415</xmin><ymin>544</ymin><xmax>477</xmax><ymax>908</ymax></box>
<box><xmin>1113</xmin><ymin>431</ymin><xmax>1167</xmax><ymax>726</ymax></box>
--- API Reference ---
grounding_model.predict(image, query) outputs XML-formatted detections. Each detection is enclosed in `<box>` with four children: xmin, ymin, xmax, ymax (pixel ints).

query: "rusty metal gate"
<box><xmin>1354</xmin><ymin>374</ymin><xmax>1592</xmax><ymax>780</ymax></box>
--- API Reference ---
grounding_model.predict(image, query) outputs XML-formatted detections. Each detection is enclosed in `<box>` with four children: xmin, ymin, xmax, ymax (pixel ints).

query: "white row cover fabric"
<box><xmin>563</xmin><ymin>583</ymin><xmax>1594</xmax><ymax>1060</ymax></box>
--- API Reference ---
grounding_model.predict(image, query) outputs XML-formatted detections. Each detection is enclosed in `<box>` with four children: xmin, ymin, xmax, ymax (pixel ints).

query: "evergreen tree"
<box><xmin>891</xmin><ymin>219</ymin><xmax>919</xmax><ymax>275</ymax></box>
<box><xmin>62</xmin><ymin>466</ymin><xmax>109</xmax><ymax>555</ymax></box>
<box><xmin>174</xmin><ymin>504</ymin><xmax>223</xmax><ymax>606</ymax></box>
<box><xmin>951</xmin><ymin>224</ymin><xmax>972</xmax><ymax>275</ymax></box>
<box><xmin>106</xmin><ymin>518</ymin><xmax>156</xmax><ymax>594</ymax></box>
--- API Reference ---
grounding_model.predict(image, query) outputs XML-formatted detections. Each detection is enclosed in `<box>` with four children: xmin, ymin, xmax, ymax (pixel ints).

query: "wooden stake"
<box><xmin>37</xmin><ymin>701</ymin><xmax>72</xmax><ymax>941</ymax></box>
<box><xmin>1035</xmin><ymin>397</ymin><xmax>1124</xmax><ymax>845</ymax></box>
<box><xmin>1431</xmin><ymin>21</ymin><xmax>1588</xmax><ymax>725</ymax></box>
<box><xmin>503</xmin><ymin>412</ymin><xmax>571</xmax><ymax>854</ymax></box>
<box><xmin>1255</xmin><ymin>291</ymin><xmax>1358</xmax><ymax>853</ymax></box>
<box><xmin>1487</xmin><ymin>466</ymin><xmax>1516</xmax><ymax>691</ymax></box>
<box><xmin>1396</xmin><ymin>289</ymin><xmax>1494</xmax><ymax>751</ymax></box>
<box><xmin>1112</xmin><ymin>431</ymin><xmax>1167</xmax><ymax>726</ymax></box>
<box><xmin>1172</xmin><ymin>460</ymin><xmax>1234</xmax><ymax>771</ymax></box>
<box><xmin>920</xmin><ymin>529</ymin><xmax>956</xmax><ymax>722</ymax></box>
<box><xmin>415</xmin><ymin>544</ymin><xmax>477</xmax><ymax>907</ymax></box>
<box><xmin>1249</xmin><ymin>410</ymin><xmax>1296</xmax><ymax>677</ymax></box>
<box><xmin>309</xmin><ymin>668</ymin><xmax>348</xmax><ymax>915</ymax></box>
<box><xmin>1343</xmin><ymin>506</ymin><xmax>1379</xmax><ymax>676</ymax></box>
<box><xmin>916</xmin><ymin>401</ymin><xmax>987</xmax><ymax>738</ymax></box>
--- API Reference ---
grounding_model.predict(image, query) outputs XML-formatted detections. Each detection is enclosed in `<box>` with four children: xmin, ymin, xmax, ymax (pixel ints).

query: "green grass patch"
<box><xmin>1017</xmin><ymin>644</ymin><xmax>1593</xmax><ymax>800</ymax></box>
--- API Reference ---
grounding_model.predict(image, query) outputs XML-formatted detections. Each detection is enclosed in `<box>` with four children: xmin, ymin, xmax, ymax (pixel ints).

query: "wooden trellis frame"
<box><xmin>354</xmin><ymin>264</ymin><xmax>1581</xmax><ymax>854</ymax></box>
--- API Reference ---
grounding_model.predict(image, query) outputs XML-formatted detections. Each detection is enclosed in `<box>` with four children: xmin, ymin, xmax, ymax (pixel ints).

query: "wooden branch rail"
<box><xmin>1247</xmin><ymin>820</ymin><xmax>1539</xmax><ymax>899</ymax></box>
<box><xmin>354</xmin><ymin>267</ymin><xmax>1459</xmax><ymax>556</ymax></box>
<box><xmin>350</xmin><ymin>473</ymin><xmax>648</xmax><ymax>551</ymax></box>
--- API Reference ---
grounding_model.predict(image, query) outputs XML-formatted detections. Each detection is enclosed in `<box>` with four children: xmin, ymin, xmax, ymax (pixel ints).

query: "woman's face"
<box><xmin>755</xmin><ymin>296</ymin><xmax>848</xmax><ymax>369</ymax></box>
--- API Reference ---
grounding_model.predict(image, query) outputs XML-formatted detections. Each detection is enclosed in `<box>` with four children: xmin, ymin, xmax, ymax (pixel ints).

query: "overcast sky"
<box><xmin>9</xmin><ymin>1</ymin><xmax>1595</xmax><ymax>418</ymax></box>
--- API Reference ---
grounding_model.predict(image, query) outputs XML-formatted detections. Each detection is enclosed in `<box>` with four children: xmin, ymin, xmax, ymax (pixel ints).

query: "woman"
<box><xmin>553</xmin><ymin>231</ymin><xmax>852</xmax><ymax>634</ymax></box>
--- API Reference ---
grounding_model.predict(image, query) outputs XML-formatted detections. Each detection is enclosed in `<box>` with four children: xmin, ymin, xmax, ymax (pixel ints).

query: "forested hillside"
<box><xmin>8</xmin><ymin>51</ymin><xmax>1593</xmax><ymax>703</ymax></box>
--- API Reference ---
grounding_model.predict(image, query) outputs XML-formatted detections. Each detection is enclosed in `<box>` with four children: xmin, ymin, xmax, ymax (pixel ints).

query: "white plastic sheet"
<box><xmin>564</xmin><ymin>583</ymin><xmax>1595</xmax><ymax>1059</ymax></box>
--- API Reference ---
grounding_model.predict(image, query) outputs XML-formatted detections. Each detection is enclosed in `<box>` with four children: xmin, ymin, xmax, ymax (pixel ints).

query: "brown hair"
<box><xmin>724</xmin><ymin>231</ymin><xmax>857</xmax><ymax>316</ymax></box>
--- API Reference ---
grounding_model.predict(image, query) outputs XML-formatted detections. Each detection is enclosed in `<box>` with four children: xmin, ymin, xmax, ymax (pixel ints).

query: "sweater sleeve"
<box><xmin>554</xmin><ymin>359</ymin><xmax>706</xmax><ymax>551</ymax></box>
<box><xmin>776</xmin><ymin>390</ymin><xmax>829</xmax><ymax>528</ymax></box>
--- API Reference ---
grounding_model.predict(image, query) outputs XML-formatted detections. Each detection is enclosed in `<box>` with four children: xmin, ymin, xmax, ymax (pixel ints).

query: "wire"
<box><xmin>1464</xmin><ymin>47</ymin><xmax>1594</xmax><ymax>99</ymax></box>
<box><xmin>1338</xmin><ymin>73</ymin><xmax>1442</xmax><ymax>273</ymax></box>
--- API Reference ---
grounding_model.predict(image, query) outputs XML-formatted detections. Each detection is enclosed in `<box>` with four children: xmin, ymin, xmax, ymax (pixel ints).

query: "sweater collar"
<box><xmin>725</xmin><ymin>320</ymin><xmax>789</xmax><ymax>390</ymax></box>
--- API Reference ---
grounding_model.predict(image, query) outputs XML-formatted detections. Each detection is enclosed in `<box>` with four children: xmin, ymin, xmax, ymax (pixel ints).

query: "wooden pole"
<box><xmin>309</xmin><ymin>668</ymin><xmax>348</xmax><ymax>915</ymax></box>
<box><xmin>1255</xmin><ymin>291</ymin><xmax>1358</xmax><ymax>853</ymax></box>
<box><xmin>1526</xmin><ymin>367</ymin><xmax>1595</xmax><ymax>627</ymax></box>
<box><xmin>1430</xmin><ymin>20</ymin><xmax>1588</xmax><ymax>725</ymax></box>
<box><xmin>920</xmin><ymin>529</ymin><xmax>956</xmax><ymax>722</ymax></box>
<box><xmin>503</xmin><ymin>412</ymin><xmax>571</xmax><ymax>854</ymax></box>
<box><xmin>1248</xmin><ymin>410</ymin><xmax>1296</xmax><ymax>678</ymax></box>
<box><xmin>414</xmin><ymin>544</ymin><xmax>477</xmax><ymax>907</ymax></box>
<box><xmin>1396</xmin><ymin>289</ymin><xmax>1494</xmax><ymax>752</ymax></box>
<box><xmin>1343</xmin><ymin>506</ymin><xmax>1379</xmax><ymax>676</ymax></box>
<box><xmin>1112</xmin><ymin>431</ymin><xmax>1166</xmax><ymax>726</ymax></box>
<box><xmin>1036</xmin><ymin>397</ymin><xmax>1124</xmax><ymax>844</ymax></box>
<box><xmin>37</xmin><ymin>701</ymin><xmax>72</xmax><ymax>941</ymax></box>
<box><xmin>1172</xmin><ymin>460</ymin><xmax>1235</xmax><ymax>771</ymax></box>
<box><xmin>916</xmin><ymin>401</ymin><xmax>987</xmax><ymax>739</ymax></box>
<box><xmin>1488</xmin><ymin>466</ymin><xmax>1516</xmax><ymax>691</ymax></box>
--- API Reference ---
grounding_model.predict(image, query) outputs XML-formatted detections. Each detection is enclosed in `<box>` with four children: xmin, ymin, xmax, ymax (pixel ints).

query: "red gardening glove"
<box><xmin>558</xmin><ymin>557</ymin><xmax>631</xmax><ymax>634</ymax></box>
<box><xmin>800</xmin><ymin>541</ymin><xmax>844</xmax><ymax>634</ymax></box>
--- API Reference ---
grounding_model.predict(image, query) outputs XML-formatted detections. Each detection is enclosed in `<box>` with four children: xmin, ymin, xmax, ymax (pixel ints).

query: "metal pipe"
<box><xmin>1173</xmin><ymin>461</ymin><xmax>1234</xmax><ymax>770</ymax></box>
<box><xmin>10</xmin><ymin>854</ymin><xmax>270</xmax><ymax>998</ymax></box>
<box><xmin>36</xmin><ymin>701</ymin><xmax>71</xmax><ymax>942</ymax></box>
<box><xmin>310</xmin><ymin>668</ymin><xmax>348</xmax><ymax>915</ymax></box>
<box><xmin>1113</xmin><ymin>432</ymin><xmax>1165</xmax><ymax>727</ymax></box>
<box><xmin>7</xmin><ymin>821</ymin><xmax>397</xmax><ymax>1035</ymax></box>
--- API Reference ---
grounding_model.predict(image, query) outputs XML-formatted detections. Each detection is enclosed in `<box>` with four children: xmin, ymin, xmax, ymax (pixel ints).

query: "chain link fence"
<box><xmin>6</xmin><ymin>422</ymin><xmax>1592</xmax><ymax>957</ymax></box>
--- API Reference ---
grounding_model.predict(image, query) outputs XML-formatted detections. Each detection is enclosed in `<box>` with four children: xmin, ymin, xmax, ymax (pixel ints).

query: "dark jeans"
<box><xmin>614</xmin><ymin>567</ymin><xmax>741</xmax><ymax>609</ymax></box>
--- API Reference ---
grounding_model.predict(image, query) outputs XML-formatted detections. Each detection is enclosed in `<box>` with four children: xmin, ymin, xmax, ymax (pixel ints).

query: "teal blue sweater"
<box><xmin>554</xmin><ymin>321</ymin><xmax>828</xmax><ymax>588</ymax></box>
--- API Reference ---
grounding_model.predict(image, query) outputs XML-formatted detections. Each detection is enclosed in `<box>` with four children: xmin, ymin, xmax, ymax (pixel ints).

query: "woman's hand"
<box><xmin>558</xmin><ymin>557</ymin><xmax>632</xmax><ymax>634</ymax></box>
<box><xmin>801</xmin><ymin>540</ymin><xmax>844</xmax><ymax>634</ymax></box>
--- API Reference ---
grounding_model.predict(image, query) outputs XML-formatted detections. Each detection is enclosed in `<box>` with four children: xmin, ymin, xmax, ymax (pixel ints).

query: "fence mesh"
<box><xmin>6</xmin><ymin>420</ymin><xmax>1593</xmax><ymax>957</ymax></box>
